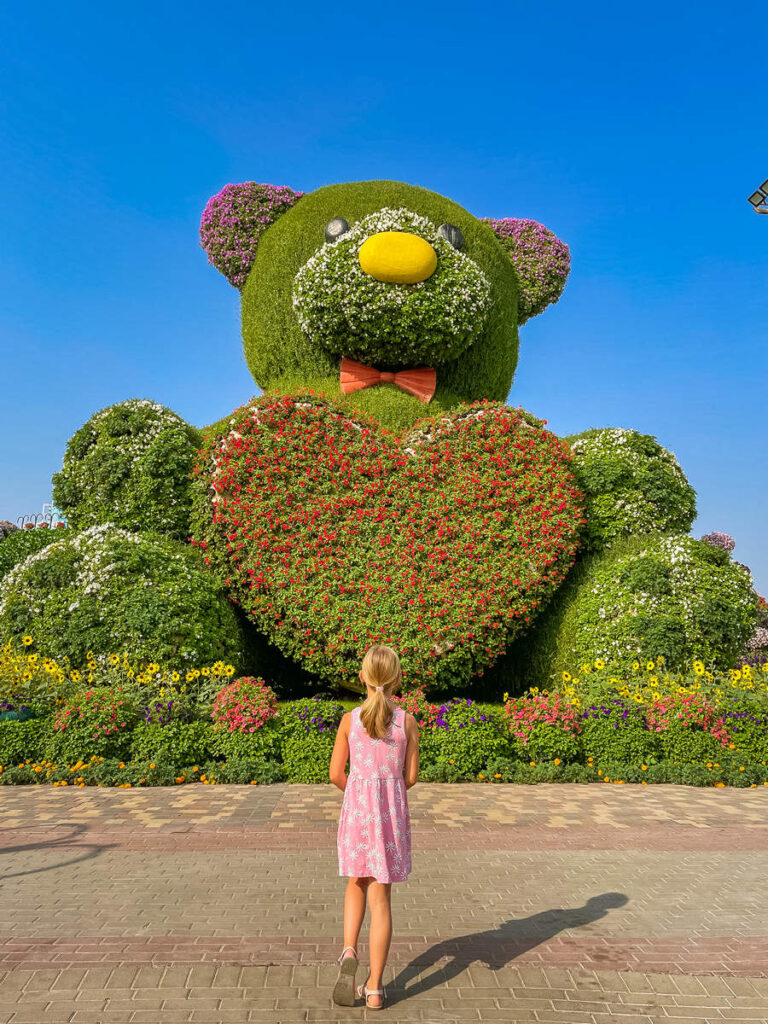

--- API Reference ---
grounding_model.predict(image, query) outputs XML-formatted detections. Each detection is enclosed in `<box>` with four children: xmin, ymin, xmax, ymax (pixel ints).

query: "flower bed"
<box><xmin>1</xmin><ymin>639</ymin><xmax>768</xmax><ymax>788</ymax></box>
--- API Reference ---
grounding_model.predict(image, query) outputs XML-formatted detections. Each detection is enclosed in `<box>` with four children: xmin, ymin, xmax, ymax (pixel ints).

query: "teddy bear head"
<box><xmin>201</xmin><ymin>180</ymin><xmax>569</xmax><ymax>429</ymax></box>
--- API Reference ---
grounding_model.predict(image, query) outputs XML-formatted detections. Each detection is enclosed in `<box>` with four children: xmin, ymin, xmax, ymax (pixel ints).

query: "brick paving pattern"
<box><xmin>0</xmin><ymin>783</ymin><xmax>766</xmax><ymax>1021</ymax></box>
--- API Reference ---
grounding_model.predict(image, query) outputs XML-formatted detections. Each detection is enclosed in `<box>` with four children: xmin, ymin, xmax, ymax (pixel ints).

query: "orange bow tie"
<box><xmin>339</xmin><ymin>358</ymin><xmax>436</xmax><ymax>403</ymax></box>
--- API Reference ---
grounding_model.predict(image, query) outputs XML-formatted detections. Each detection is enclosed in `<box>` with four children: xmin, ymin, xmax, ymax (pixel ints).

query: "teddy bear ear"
<box><xmin>200</xmin><ymin>182</ymin><xmax>305</xmax><ymax>288</ymax></box>
<box><xmin>481</xmin><ymin>218</ymin><xmax>571</xmax><ymax>324</ymax></box>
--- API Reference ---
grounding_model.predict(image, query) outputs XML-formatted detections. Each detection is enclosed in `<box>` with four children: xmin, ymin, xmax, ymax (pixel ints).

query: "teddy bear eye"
<box><xmin>438</xmin><ymin>223</ymin><xmax>464</xmax><ymax>250</ymax></box>
<box><xmin>325</xmin><ymin>218</ymin><xmax>351</xmax><ymax>243</ymax></box>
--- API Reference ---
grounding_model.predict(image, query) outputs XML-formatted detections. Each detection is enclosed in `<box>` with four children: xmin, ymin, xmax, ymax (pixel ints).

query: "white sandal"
<box><xmin>357</xmin><ymin>978</ymin><xmax>387</xmax><ymax>1010</ymax></box>
<box><xmin>332</xmin><ymin>946</ymin><xmax>358</xmax><ymax>1006</ymax></box>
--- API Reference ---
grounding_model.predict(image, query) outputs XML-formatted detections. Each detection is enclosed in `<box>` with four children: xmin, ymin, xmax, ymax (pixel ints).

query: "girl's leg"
<box><xmin>366</xmin><ymin>881</ymin><xmax>392</xmax><ymax>1007</ymax></box>
<box><xmin>343</xmin><ymin>876</ymin><xmax>370</xmax><ymax>955</ymax></box>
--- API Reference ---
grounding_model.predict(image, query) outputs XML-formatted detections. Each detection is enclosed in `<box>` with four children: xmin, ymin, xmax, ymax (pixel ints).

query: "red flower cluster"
<box><xmin>192</xmin><ymin>394</ymin><xmax>584</xmax><ymax>693</ymax></box>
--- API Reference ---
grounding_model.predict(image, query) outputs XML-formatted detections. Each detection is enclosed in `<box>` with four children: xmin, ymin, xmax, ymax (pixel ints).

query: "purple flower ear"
<box><xmin>481</xmin><ymin>218</ymin><xmax>571</xmax><ymax>324</ymax></box>
<box><xmin>200</xmin><ymin>182</ymin><xmax>305</xmax><ymax>288</ymax></box>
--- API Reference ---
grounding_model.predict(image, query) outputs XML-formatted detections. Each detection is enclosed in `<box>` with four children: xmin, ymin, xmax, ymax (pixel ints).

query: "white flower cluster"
<box><xmin>292</xmin><ymin>207</ymin><xmax>492</xmax><ymax>366</ymax></box>
<box><xmin>568</xmin><ymin>428</ymin><xmax>695</xmax><ymax>544</ymax></box>
<box><xmin>575</xmin><ymin>534</ymin><xmax>755</xmax><ymax>664</ymax></box>
<box><xmin>64</xmin><ymin>399</ymin><xmax>188</xmax><ymax>473</ymax></box>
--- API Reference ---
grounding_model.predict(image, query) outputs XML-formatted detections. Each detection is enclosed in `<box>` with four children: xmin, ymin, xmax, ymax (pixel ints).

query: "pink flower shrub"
<box><xmin>503</xmin><ymin>692</ymin><xmax>582</xmax><ymax>746</ymax></box>
<box><xmin>645</xmin><ymin>693</ymin><xmax>731</xmax><ymax>748</ymax></box>
<box><xmin>200</xmin><ymin>183</ymin><xmax>304</xmax><ymax>288</ymax></box>
<box><xmin>211</xmin><ymin>676</ymin><xmax>278</xmax><ymax>734</ymax></box>
<box><xmin>481</xmin><ymin>217</ymin><xmax>570</xmax><ymax>323</ymax></box>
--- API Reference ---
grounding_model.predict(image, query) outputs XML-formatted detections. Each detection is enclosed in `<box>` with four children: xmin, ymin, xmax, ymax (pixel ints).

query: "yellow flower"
<box><xmin>554</xmin><ymin>758</ymin><xmax>561</xmax><ymax>765</ymax></box>
<box><xmin>201</xmin><ymin>667</ymin><xmax>210</xmax><ymax>676</ymax></box>
<box><xmin>225</xmin><ymin>665</ymin><xmax>235</xmax><ymax>676</ymax></box>
<box><xmin>594</xmin><ymin>659</ymin><xmax>604</xmax><ymax>670</ymax></box>
<box><xmin>71</xmin><ymin>670</ymin><xmax>81</xmax><ymax>683</ymax></box>
<box><xmin>502</xmin><ymin>692</ymin><xmax>509</xmax><ymax>702</ymax></box>
<box><xmin>478</xmin><ymin>773</ymin><xmax>485</xmax><ymax>779</ymax></box>
<box><xmin>632</xmin><ymin>661</ymin><xmax>640</xmax><ymax>672</ymax></box>
<box><xmin>22</xmin><ymin>636</ymin><xmax>33</xmax><ymax>646</ymax></box>
<box><xmin>529</xmin><ymin>761</ymin><xmax>536</xmax><ymax>767</ymax></box>
<box><xmin>171</xmin><ymin>671</ymin><xmax>180</xmax><ymax>682</ymax></box>
<box><xmin>147</xmin><ymin>663</ymin><xmax>159</xmax><ymax>674</ymax></box>
<box><xmin>109</xmin><ymin>654</ymin><xmax>120</xmax><ymax>665</ymax></box>
<box><xmin>186</xmin><ymin>671</ymin><xmax>195</xmax><ymax>682</ymax></box>
<box><xmin>646</xmin><ymin>661</ymin><xmax>655</xmax><ymax>672</ymax></box>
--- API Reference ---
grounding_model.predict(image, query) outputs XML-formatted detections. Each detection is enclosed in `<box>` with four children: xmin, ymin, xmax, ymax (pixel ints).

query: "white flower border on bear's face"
<box><xmin>292</xmin><ymin>207</ymin><xmax>492</xmax><ymax>363</ymax></box>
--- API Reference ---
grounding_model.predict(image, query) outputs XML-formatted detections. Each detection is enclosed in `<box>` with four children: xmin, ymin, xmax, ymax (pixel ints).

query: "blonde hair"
<box><xmin>359</xmin><ymin>645</ymin><xmax>402</xmax><ymax>740</ymax></box>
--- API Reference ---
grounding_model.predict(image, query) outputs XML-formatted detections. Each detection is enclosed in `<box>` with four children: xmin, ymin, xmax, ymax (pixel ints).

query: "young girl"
<box><xmin>329</xmin><ymin>645</ymin><xmax>419</xmax><ymax>1010</ymax></box>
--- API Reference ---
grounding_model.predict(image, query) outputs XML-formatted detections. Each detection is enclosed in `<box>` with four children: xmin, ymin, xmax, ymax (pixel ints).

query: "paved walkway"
<box><xmin>0</xmin><ymin>783</ymin><xmax>767</xmax><ymax>1022</ymax></box>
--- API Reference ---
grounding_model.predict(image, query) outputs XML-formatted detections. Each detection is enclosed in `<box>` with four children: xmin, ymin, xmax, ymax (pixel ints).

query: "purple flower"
<box><xmin>200</xmin><ymin>183</ymin><xmax>305</xmax><ymax>288</ymax></box>
<box><xmin>480</xmin><ymin>217</ymin><xmax>570</xmax><ymax>323</ymax></box>
<box><xmin>701</xmin><ymin>531</ymin><xmax>736</xmax><ymax>552</ymax></box>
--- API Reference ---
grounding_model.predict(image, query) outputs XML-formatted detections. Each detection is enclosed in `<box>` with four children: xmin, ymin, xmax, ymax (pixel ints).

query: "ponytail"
<box><xmin>359</xmin><ymin>645</ymin><xmax>402</xmax><ymax>740</ymax></box>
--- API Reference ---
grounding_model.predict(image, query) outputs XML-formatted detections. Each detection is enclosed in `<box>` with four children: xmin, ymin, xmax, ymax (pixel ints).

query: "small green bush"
<box><xmin>579</xmin><ymin>699</ymin><xmax>659</xmax><ymax>764</ymax></box>
<box><xmin>512</xmin><ymin>723</ymin><xmax>582</xmax><ymax>763</ymax></box>
<box><xmin>508</xmin><ymin>534</ymin><xmax>758</xmax><ymax>685</ymax></box>
<box><xmin>129</xmin><ymin>721</ymin><xmax>215</xmax><ymax>764</ymax></box>
<box><xmin>566</xmin><ymin>428</ymin><xmax>696</xmax><ymax>551</ymax></box>
<box><xmin>0</xmin><ymin>524</ymin><xmax>249</xmax><ymax>668</ymax></box>
<box><xmin>52</xmin><ymin>399</ymin><xmax>201</xmax><ymax>539</ymax></box>
<box><xmin>0</xmin><ymin>717</ymin><xmax>54</xmax><ymax>766</ymax></box>
<box><xmin>209</xmin><ymin>719</ymin><xmax>282</xmax><ymax>762</ymax></box>
<box><xmin>0</xmin><ymin>528</ymin><xmax>71</xmax><ymax>581</ymax></box>
<box><xmin>279</xmin><ymin>696</ymin><xmax>345</xmax><ymax>782</ymax></box>
<box><xmin>419</xmin><ymin>699</ymin><xmax>513</xmax><ymax>774</ymax></box>
<box><xmin>719</xmin><ymin>695</ymin><xmax>768</xmax><ymax>762</ymax></box>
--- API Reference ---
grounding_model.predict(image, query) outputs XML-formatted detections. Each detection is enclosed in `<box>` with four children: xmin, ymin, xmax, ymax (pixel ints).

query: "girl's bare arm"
<box><xmin>403</xmin><ymin>713</ymin><xmax>420</xmax><ymax>789</ymax></box>
<box><xmin>329</xmin><ymin>712</ymin><xmax>351</xmax><ymax>791</ymax></box>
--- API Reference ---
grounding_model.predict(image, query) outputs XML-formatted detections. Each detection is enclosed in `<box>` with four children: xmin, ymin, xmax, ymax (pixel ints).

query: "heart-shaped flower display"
<box><xmin>192</xmin><ymin>395</ymin><xmax>584</xmax><ymax>693</ymax></box>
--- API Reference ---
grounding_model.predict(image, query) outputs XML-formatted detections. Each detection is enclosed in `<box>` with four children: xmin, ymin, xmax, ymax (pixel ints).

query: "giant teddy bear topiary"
<box><xmin>189</xmin><ymin>180</ymin><xmax>589</xmax><ymax>692</ymax></box>
<box><xmin>4</xmin><ymin>179</ymin><xmax>755</xmax><ymax>692</ymax></box>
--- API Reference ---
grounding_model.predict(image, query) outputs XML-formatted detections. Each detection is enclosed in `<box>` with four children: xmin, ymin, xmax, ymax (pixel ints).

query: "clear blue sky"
<box><xmin>1</xmin><ymin>2</ymin><xmax>766</xmax><ymax>591</ymax></box>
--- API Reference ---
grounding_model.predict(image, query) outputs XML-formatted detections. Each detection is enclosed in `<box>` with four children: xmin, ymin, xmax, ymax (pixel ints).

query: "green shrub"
<box><xmin>212</xmin><ymin>758</ymin><xmax>284</xmax><ymax>784</ymax></box>
<box><xmin>579</xmin><ymin>699</ymin><xmax>659</xmax><ymax>764</ymax></box>
<box><xmin>566</xmin><ymin>428</ymin><xmax>696</xmax><ymax>551</ymax></box>
<box><xmin>52</xmin><ymin>399</ymin><xmax>201</xmax><ymax>539</ymax></box>
<box><xmin>419</xmin><ymin>699</ymin><xmax>513</xmax><ymax>774</ymax></box>
<box><xmin>209</xmin><ymin>719</ymin><xmax>282</xmax><ymax>762</ymax></box>
<box><xmin>0</xmin><ymin>528</ymin><xmax>71</xmax><ymax>581</ymax></box>
<box><xmin>279</xmin><ymin>696</ymin><xmax>345</xmax><ymax>782</ymax></box>
<box><xmin>656</xmin><ymin>725</ymin><xmax>725</xmax><ymax>762</ymax></box>
<box><xmin>47</xmin><ymin>685</ymin><xmax>140</xmax><ymax>762</ymax></box>
<box><xmin>0</xmin><ymin>717</ymin><xmax>54</xmax><ymax>766</ymax></box>
<box><xmin>418</xmin><ymin>761</ymin><xmax>473</xmax><ymax>782</ymax></box>
<box><xmin>721</xmin><ymin>696</ymin><xmax>768</xmax><ymax>762</ymax></box>
<box><xmin>512</xmin><ymin>723</ymin><xmax>582</xmax><ymax>763</ymax></box>
<box><xmin>129</xmin><ymin>721</ymin><xmax>215</xmax><ymax>764</ymax></box>
<box><xmin>0</xmin><ymin>524</ymin><xmax>249</xmax><ymax>668</ymax></box>
<box><xmin>508</xmin><ymin>534</ymin><xmax>758</xmax><ymax>685</ymax></box>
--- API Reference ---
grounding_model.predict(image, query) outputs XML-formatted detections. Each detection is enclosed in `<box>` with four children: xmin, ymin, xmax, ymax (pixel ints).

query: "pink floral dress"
<box><xmin>337</xmin><ymin>704</ymin><xmax>412</xmax><ymax>883</ymax></box>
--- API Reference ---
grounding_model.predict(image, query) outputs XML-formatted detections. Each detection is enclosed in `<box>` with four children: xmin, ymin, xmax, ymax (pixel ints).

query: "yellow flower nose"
<box><xmin>358</xmin><ymin>231</ymin><xmax>438</xmax><ymax>284</ymax></box>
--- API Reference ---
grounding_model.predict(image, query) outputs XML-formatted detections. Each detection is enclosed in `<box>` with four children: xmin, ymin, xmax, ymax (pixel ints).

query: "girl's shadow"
<box><xmin>390</xmin><ymin>892</ymin><xmax>628</xmax><ymax>1001</ymax></box>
